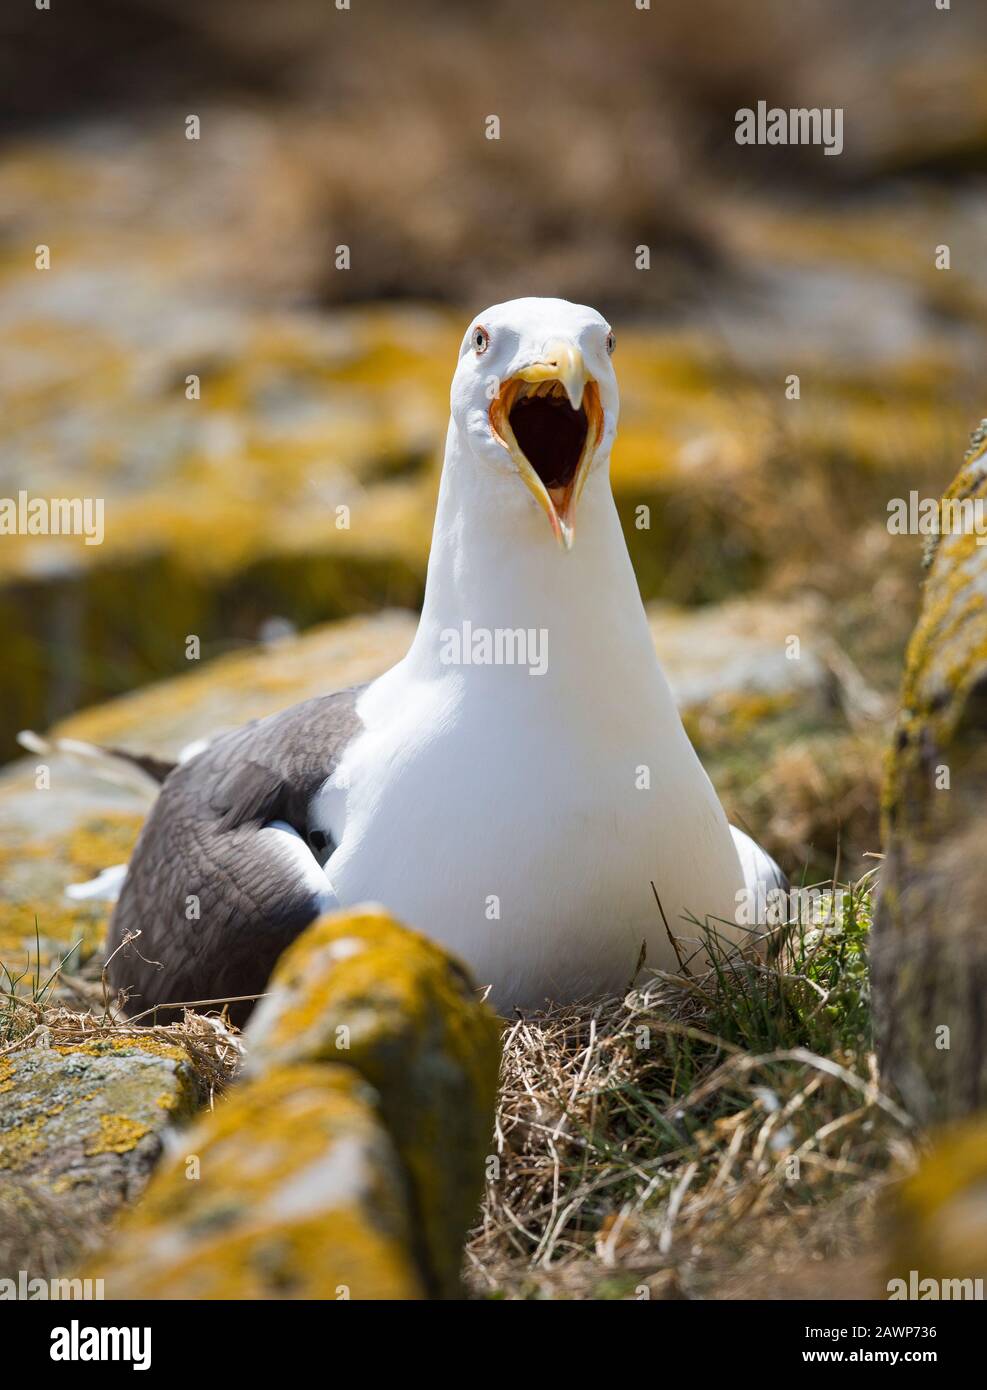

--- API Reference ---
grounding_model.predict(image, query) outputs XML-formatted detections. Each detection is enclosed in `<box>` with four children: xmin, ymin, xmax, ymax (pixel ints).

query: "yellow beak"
<box><xmin>516</xmin><ymin>341</ymin><xmax>589</xmax><ymax>411</ymax></box>
<box><xmin>489</xmin><ymin>343</ymin><xmax>603</xmax><ymax>551</ymax></box>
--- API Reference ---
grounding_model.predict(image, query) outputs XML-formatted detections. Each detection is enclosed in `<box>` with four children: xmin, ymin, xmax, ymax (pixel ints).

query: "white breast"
<box><xmin>315</xmin><ymin>658</ymin><xmax>746</xmax><ymax>1012</ymax></box>
<box><xmin>309</xmin><ymin>432</ymin><xmax>749</xmax><ymax>1013</ymax></box>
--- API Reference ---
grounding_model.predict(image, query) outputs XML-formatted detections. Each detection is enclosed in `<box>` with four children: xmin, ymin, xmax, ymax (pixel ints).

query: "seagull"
<box><xmin>55</xmin><ymin>298</ymin><xmax>783</xmax><ymax>1021</ymax></box>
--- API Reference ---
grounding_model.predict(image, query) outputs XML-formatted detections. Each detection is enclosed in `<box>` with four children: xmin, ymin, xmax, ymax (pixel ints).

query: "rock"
<box><xmin>649</xmin><ymin>593</ymin><xmax>832</xmax><ymax>723</ymax></box>
<box><xmin>873</xmin><ymin>421</ymin><xmax>987</xmax><ymax>1122</ymax></box>
<box><xmin>3</xmin><ymin>21</ymin><xmax>987</xmax><ymax>759</ymax></box>
<box><xmin>91</xmin><ymin>909</ymin><xmax>501</xmax><ymax>1300</ymax></box>
<box><xmin>651</xmin><ymin>592</ymin><xmax>891</xmax><ymax>882</ymax></box>
<box><xmin>0</xmin><ymin>1180</ymin><xmax>96</xmax><ymax>1287</ymax></box>
<box><xmin>886</xmin><ymin>1119</ymin><xmax>987</xmax><ymax>1297</ymax></box>
<box><xmin>244</xmin><ymin>908</ymin><xmax>503</xmax><ymax>1299</ymax></box>
<box><xmin>91</xmin><ymin>1064</ymin><xmax>425</xmax><ymax>1301</ymax></box>
<box><xmin>0</xmin><ymin>791</ymin><xmax>143</xmax><ymax>973</ymax></box>
<box><xmin>0</xmin><ymin>1037</ymin><xmax>203</xmax><ymax>1279</ymax></box>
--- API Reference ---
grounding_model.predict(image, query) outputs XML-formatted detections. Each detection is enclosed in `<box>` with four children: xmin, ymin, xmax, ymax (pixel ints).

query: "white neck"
<box><xmin>402</xmin><ymin>421</ymin><xmax>669</xmax><ymax>703</ymax></box>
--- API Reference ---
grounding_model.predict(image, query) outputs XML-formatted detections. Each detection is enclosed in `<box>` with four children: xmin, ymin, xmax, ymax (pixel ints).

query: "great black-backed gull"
<box><xmin>33</xmin><ymin>297</ymin><xmax>783</xmax><ymax>1021</ymax></box>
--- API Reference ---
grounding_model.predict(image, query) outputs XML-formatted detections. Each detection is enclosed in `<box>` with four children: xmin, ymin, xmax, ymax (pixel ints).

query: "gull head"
<box><xmin>450</xmin><ymin>297</ymin><xmax>619</xmax><ymax>550</ymax></box>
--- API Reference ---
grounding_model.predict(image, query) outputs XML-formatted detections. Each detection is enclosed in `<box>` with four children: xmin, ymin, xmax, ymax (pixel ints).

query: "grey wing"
<box><xmin>106</xmin><ymin>685</ymin><xmax>364</xmax><ymax>1025</ymax></box>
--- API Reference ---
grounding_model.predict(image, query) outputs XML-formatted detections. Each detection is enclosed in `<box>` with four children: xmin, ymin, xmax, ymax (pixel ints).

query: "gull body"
<box><xmin>92</xmin><ymin>297</ymin><xmax>777</xmax><ymax>1021</ymax></box>
<box><xmin>314</xmin><ymin>298</ymin><xmax>756</xmax><ymax>1009</ymax></box>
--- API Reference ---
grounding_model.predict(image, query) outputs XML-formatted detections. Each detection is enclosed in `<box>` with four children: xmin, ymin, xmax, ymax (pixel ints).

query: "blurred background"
<box><xmin>2</xmin><ymin>0</ymin><xmax>987</xmax><ymax>883</ymax></box>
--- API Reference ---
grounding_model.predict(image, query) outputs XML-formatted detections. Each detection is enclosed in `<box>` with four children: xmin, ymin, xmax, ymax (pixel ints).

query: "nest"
<box><xmin>0</xmin><ymin>999</ymin><xmax>243</xmax><ymax>1103</ymax></box>
<box><xmin>468</xmin><ymin>897</ymin><xmax>918</xmax><ymax>1299</ymax></box>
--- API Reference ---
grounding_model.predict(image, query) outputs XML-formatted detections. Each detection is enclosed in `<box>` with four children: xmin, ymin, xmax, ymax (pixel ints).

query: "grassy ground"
<box><xmin>467</xmin><ymin>877</ymin><xmax>917</xmax><ymax>1299</ymax></box>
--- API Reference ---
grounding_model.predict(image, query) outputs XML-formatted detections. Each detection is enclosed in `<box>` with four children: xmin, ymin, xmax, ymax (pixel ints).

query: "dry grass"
<box><xmin>0</xmin><ymin>1004</ymin><xmax>243</xmax><ymax>1102</ymax></box>
<box><xmin>0</xmin><ymin>934</ymin><xmax>244</xmax><ymax>1104</ymax></box>
<box><xmin>467</xmin><ymin>885</ymin><xmax>918</xmax><ymax>1299</ymax></box>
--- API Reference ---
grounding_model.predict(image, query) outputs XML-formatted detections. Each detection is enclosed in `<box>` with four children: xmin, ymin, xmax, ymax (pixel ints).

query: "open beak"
<box><xmin>488</xmin><ymin>341</ymin><xmax>605</xmax><ymax>550</ymax></box>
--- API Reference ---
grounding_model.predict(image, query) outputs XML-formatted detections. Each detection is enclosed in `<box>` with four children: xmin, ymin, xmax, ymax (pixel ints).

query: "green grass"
<box><xmin>699</xmin><ymin>878</ymin><xmax>873</xmax><ymax>1057</ymax></box>
<box><xmin>0</xmin><ymin>920</ymin><xmax>82</xmax><ymax>1045</ymax></box>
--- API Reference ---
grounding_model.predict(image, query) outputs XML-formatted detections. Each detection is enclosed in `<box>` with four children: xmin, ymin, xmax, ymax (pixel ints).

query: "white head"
<box><xmin>449</xmin><ymin>297</ymin><xmax>619</xmax><ymax>550</ymax></box>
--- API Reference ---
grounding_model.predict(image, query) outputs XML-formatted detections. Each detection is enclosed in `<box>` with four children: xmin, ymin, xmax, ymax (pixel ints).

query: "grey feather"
<box><xmin>105</xmin><ymin>686</ymin><xmax>364</xmax><ymax>1025</ymax></box>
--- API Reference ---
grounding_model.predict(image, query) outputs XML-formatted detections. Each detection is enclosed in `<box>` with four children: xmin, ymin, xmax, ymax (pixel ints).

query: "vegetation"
<box><xmin>468</xmin><ymin>879</ymin><xmax>916</xmax><ymax>1299</ymax></box>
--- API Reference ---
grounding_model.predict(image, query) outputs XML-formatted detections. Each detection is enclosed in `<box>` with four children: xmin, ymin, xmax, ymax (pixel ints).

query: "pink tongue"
<box><xmin>548</xmin><ymin>486</ymin><xmax>568</xmax><ymax>509</ymax></box>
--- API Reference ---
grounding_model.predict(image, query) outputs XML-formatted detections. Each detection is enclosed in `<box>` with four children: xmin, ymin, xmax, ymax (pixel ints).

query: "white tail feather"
<box><xmin>65</xmin><ymin>863</ymin><xmax>129</xmax><ymax>903</ymax></box>
<box><xmin>17</xmin><ymin>730</ymin><xmax>161</xmax><ymax>799</ymax></box>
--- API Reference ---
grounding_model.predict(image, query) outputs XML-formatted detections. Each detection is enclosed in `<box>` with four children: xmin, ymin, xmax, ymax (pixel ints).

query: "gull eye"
<box><xmin>606</xmin><ymin>329</ymin><xmax>616</xmax><ymax>356</ymax></box>
<box><xmin>472</xmin><ymin>325</ymin><xmax>490</xmax><ymax>355</ymax></box>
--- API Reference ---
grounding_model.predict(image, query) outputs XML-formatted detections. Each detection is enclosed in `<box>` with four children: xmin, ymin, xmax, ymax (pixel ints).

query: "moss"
<box><xmin>874</xmin><ymin>421</ymin><xmax>987</xmax><ymax>1122</ymax></box>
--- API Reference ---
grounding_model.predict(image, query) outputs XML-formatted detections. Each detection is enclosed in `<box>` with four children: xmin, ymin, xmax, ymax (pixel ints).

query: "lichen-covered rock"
<box><xmin>244</xmin><ymin>908</ymin><xmax>503</xmax><ymax>1299</ymax></box>
<box><xmin>650</xmin><ymin>593</ymin><xmax>833</xmax><ymax>726</ymax></box>
<box><xmin>873</xmin><ymin>421</ymin><xmax>987</xmax><ymax>1122</ymax></box>
<box><xmin>92</xmin><ymin>1064</ymin><xmax>424</xmax><ymax>1300</ymax></box>
<box><xmin>87</xmin><ymin>910</ymin><xmax>501</xmax><ymax>1300</ymax></box>
<box><xmin>0</xmin><ymin>1177</ymin><xmax>96</xmax><ymax>1285</ymax></box>
<box><xmin>0</xmin><ymin>1038</ymin><xmax>202</xmax><ymax>1279</ymax></box>
<box><xmin>886</xmin><ymin>1119</ymin><xmax>987</xmax><ymax>1295</ymax></box>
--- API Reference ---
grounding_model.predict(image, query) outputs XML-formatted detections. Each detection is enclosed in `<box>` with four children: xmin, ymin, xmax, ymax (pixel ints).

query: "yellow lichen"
<box><xmin>67</xmin><ymin>814</ymin><xmax>144</xmax><ymax>875</ymax></box>
<box><xmin>85</xmin><ymin>1113</ymin><xmax>151</xmax><ymax>1157</ymax></box>
<box><xmin>91</xmin><ymin>1064</ymin><xmax>425</xmax><ymax>1300</ymax></box>
<box><xmin>881</xmin><ymin>421</ymin><xmax>987</xmax><ymax>836</ymax></box>
<box><xmin>889</xmin><ymin>1118</ymin><xmax>987</xmax><ymax>1282</ymax></box>
<box><xmin>54</xmin><ymin>1037</ymin><xmax>187</xmax><ymax>1066</ymax></box>
<box><xmin>0</xmin><ymin>899</ymin><xmax>105</xmax><ymax>975</ymax></box>
<box><xmin>0</xmin><ymin>1115</ymin><xmax>47</xmax><ymax>1169</ymax></box>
